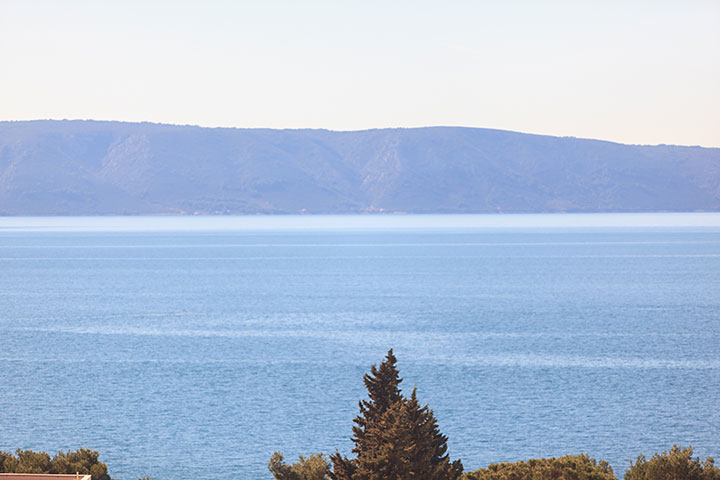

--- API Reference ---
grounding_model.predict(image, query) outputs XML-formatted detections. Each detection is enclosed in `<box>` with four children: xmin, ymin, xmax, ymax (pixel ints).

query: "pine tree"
<box><xmin>330</xmin><ymin>349</ymin><xmax>402</xmax><ymax>480</ymax></box>
<box><xmin>352</xmin><ymin>349</ymin><xmax>403</xmax><ymax>459</ymax></box>
<box><xmin>329</xmin><ymin>350</ymin><xmax>462</xmax><ymax>480</ymax></box>
<box><xmin>400</xmin><ymin>388</ymin><xmax>463</xmax><ymax>480</ymax></box>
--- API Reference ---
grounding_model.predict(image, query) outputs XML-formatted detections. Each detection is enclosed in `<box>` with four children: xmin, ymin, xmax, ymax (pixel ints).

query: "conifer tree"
<box><xmin>400</xmin><ymin>388</ymin><xmax>463</xmax><ymax>480</ymax></box>
<box><xmin>329</xmin><ymin>349</ymin><xmax>462</xmax><ymax>480</ymax></box>
<box><xmin>352</xmin><ymin>349</ymin><xmax>403</xmax><ymax>458</ymax></box>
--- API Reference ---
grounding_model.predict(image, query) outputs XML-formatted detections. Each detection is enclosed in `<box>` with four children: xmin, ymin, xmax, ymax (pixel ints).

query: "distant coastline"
<box><xmin>2</xmin><ymin>212</ymin><xmax>720</xmax><ymax>232</ymax></box>
<box><xmin>1</xmin><ymin>120</ymin><xmax>718</xmax><ymax>216</ymax></box>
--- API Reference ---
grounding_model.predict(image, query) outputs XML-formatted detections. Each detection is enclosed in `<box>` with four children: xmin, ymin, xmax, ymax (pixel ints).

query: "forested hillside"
<box><xmin>1</xmin><ymin>120</ymin><xmax>718</xmax><ymax>215</ymax></box>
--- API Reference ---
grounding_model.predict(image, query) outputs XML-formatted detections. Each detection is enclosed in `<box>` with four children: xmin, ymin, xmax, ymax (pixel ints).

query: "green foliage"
<box><xmin>0</xmin><ymin>451</ymin><xmax>12</xmax><ymax>473</ymax></box>
<box><xmin>52</xmin><ymin>448</ymin><xmax>112</xmax><ymax>480</ymax></box>
<box><xmin>463</xmin><ymin>454</ymin><xmax>616</xmax><ymax>480</ymax></box>
<box><xmin>625</xmin><ymin>445</ymin><xmax>720</xmax><ymax>480</ymax></box>
<box><xmin>329</xmin><ymin>349</ymin><xmax>463</xmax><ymax>480</ymax></box>
<box><xmin>0</xmin><ymin>448</ymin><xmax>112</xmax><ymax>480</ymax></box>
<box><xmin>269</xmin><ymin>451</ymin><xmax>331</xmax><ymax>480</ymax></box>
<box><xmin>0</xmin><ymin>449</ymin><xmax>52</xmax><ymax>473</ymax></box>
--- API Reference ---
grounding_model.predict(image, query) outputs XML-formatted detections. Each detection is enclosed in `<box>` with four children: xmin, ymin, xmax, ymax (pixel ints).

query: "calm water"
<box><xmin>1</xmin><ymin>214</ymin><xmax>719</xmax><ymax>480</ymax></box>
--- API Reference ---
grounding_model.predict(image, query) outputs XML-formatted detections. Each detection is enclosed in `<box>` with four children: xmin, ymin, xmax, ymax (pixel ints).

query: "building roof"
<box><xmin>0</xmin><ymin>475</ymin><xmax>91</xmax><ymax>480</ymax></box>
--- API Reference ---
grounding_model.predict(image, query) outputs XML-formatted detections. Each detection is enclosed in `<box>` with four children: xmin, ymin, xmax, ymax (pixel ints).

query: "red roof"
<box><xmin>0</xmin><ymin>475</ymin><xmax>91</xmax><ymax>480</ymax></box>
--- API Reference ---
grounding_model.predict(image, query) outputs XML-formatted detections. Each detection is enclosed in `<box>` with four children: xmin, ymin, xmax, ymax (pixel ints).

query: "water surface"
<box><xmin>1</xmin><ymin>214</ymin><xmax>719</xmax><ymax>479</ymax></box>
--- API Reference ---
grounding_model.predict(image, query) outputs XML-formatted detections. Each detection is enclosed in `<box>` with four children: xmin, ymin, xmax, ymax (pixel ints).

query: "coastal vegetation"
<box><xmin>328</xmin><ymin>349</ymin><xmax>462</xmax><ymax>480</ymax></box>
<box><xmin>0</xmin><ymin>448</ymin><xmax>112</xmax><ymax>480</ymax></box>
<box><xmin>268</xmin><ymin>452</ymin><xmax>330</xmax><ymax>480</ymax></box>
<box><xmin>625</xmin><ymin>446</ymin><xmax>720</xmax><ymax>480</ymax></box>
<box><xmin>269</xmin><ymin>350</ymin><xmax>719</xmax><ymax>480</ymax></box>
<box><xmin>2</xmin><ymin>353</ymin><xmax>717</xmax><ymax>480</ymax></box>
<box><xmin>463</xmin><ymin>454</ymin><xmax>615</xmax><ymax>480</ymax></box>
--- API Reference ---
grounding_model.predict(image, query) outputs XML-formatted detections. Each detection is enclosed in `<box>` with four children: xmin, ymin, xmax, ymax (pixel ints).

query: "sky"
<box><xmin>1</xmin><ymin>0</ymin><xmax>719</xmax><ymax>147</ymax></box>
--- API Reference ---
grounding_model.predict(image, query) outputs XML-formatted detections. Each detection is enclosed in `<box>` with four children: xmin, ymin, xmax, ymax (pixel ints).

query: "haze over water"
<box><xmin>1</xmin><ymin>213</ymin><xmax>719</xmax><ymax>480</ymax></box>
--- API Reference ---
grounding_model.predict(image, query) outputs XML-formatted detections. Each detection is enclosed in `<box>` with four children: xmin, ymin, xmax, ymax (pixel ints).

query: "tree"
<box><xmin>330</xmin><ymin>349</ymin><xmax>463</xmax><ymax>480</ymax></box>
<box><xmin>0</xmin><ymin>448</ymin><xmax>113</xmax><ymax>480</ymax></box>
<box><xmin>1</xmin><ymin>449</ymin><xmax>52</xmax><ymax>473</ymax></box>
<box><xmin>51</xmin><ymin>448</ymin><xmax>112</xmax><ymax>480</ymax></box>
<box><xmin>0</xmin><ymin>451</ymin><xmax>13</xmax><ymax>472</ymax></box>
<box><xmin>625</xmin><ymin>445</ymin><xmax>720</xmax><ymax>480</ymax></box>
<box><xmin>269</xmin><ymin>452</ymin><xmax>330</xmax><ymax>480</ymax></box>
<box><xmin>463</xmin><ymin>454</ymin><xmax>615</xmax><ymax>480</ymax></box>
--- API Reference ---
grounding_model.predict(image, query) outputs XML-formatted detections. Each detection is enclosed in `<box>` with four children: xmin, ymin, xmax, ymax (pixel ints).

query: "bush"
<box><xmin>625</xmin><ymin>445</ymin><xmax>720</xmax><ymax>480</ymax></box>
<box><xmin>463</xmin><ymin>454</ymin><xmax>616</xmax><ymax>480</ymax></box>
<box><xmin>0</xmin><ymin>449</ymin><xmax>52</xmax><ymax>474</ymax></box>
<box><xmin>0</xmin><ymin>448</ymin><xmax>113</xmax><ymax>480</ymax></box>
<box><xmin>269</xmin><ymin>451</ymin><xmax>330</xmax><ymax>480</ymax></box>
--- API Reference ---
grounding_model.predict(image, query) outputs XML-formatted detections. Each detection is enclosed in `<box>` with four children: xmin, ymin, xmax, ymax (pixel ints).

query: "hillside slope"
<box><xmin>0</xmin><ymin>120</ymin><xmax>718</xmax><ymax>215</ymax></box>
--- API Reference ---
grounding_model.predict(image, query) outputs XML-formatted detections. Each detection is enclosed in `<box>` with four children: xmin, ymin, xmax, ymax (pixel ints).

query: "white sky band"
<box><xmin>1</xmin><ymin>0</ymin><xmax>718</xmax><ymax>147</ymax></box>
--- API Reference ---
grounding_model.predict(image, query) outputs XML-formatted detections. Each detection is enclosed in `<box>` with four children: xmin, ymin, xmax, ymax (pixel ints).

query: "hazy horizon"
<box><xmin>3</xmin><ymin>213</ymin><xmax>720</xmax><ymax>233</ymax></box>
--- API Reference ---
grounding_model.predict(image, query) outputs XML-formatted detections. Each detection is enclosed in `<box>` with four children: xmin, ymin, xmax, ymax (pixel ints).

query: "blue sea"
<box><xmin>1</xmin><ymin>214</ymin><xmax>719</xmax><ymax>480</ymax></box>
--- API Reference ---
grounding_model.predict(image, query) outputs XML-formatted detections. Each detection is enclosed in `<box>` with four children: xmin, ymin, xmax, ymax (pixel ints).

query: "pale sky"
<box><xmin>1</xmin><ymin>0</ymin><xmax>719</xmax><ymax>146</ymax></box>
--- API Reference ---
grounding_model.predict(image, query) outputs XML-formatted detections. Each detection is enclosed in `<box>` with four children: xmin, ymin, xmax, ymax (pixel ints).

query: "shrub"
<box><xmin>269</xmin><ymin>451</ymin><xmax>330</xmax><ymax>480</ymax></box>
<box><xmin>625</xmin><ymin>445</ymin><xmax>719</xmax><ymax>480</ymax></box>
<box><xmin>463</xmin><ymin>454</ymin><xmax>616</xmax><ymax>480</ymax></box>
<box><xmin>0</xmin><ymin>448</ymin><xmax>112</xmax><ymax>480</ymax></box>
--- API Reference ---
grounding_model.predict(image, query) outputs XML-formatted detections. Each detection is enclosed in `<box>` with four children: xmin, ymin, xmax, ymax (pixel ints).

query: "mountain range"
<box><xmin>0</xmin><ymin>120</ymin><xmax>718</xmax><ymax>215</ymax></box>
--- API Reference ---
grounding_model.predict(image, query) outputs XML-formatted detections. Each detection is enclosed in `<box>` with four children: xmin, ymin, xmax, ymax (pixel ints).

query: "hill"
<box><xmin>0</xmin><ymin>120</ymin><xmax>718</xmax><ymax>215</ymax></box>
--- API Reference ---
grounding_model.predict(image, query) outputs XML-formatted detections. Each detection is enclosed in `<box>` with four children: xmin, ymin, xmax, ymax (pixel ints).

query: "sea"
<box><xmin>1</xmin><ymin>213</ymin><xmax>719</xmax><ymax>480</ymax></box>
